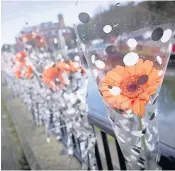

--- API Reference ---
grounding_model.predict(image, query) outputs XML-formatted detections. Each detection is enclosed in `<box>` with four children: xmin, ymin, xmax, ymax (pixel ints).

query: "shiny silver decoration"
<box><xmin>1</xmin><ymin>49</ymin><xmax>97</xmax><ymax>170</ymax></box>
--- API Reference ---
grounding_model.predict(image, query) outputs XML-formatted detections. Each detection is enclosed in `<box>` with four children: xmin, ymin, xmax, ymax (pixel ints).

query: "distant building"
<box><xmin>1</xmin><ymin>44</ymin><xmax>16</xmax><ymax>53</ymax></box>
<box><xmin>58</xmin><ymin>14</ymin><xmax>65</xmax><ymax>28</ymax></box>
<box><xmin>16</xmin><ymin>14</ymin><xmax>77</xmax><ymax>52</ymax></box>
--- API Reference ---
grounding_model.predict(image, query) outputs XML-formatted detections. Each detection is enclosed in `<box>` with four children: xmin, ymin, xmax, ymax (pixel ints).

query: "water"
<box><xmin>87</xmin><ymin>73</ymin><xmax>107</xmax><ymax>116</ymax></box>
<box><xmin>157</xmin><ymin>78</ymin><xmax>175</xmax><ymax>156</ymax></box>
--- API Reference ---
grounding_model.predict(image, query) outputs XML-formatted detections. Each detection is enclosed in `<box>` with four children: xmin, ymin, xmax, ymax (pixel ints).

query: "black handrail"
<box><xmin>88</xmin><ymin>109</ymin><xmax>127</xmax><ymax>170</ymax></box>
<box><xmin>59</xmin><ymin>108</ymin><xmax>127</xmax><ymax>170</ymax></box>
<box><xmin>88</xmin><ymin>109</ymin><xmax>115</xmax><ymax>136</ymax></box>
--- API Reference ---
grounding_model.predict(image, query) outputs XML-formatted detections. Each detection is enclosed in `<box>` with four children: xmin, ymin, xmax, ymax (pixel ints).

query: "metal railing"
<box><xmin>58</xmin><ymin>107</ymin><xmax>175</xmax><ymax>170</ymax></box>
<box><xmin>89</xmin><ymin>109</ymin><xmax>126</xmax><ymax>170</ymax></box>
<box><xmin>3</xmin><ymin>73</ymin><xmax>175</xmax><ymax>170</ymax></box>
<box><xmin>58</xmin><ymin>107</ymin><xmax>127</xmax><ymax>170</ymax></box>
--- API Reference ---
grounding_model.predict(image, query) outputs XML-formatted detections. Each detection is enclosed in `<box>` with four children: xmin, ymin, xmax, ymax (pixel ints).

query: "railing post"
<box><xmin>115</xmin><ymin>139</ymin><xmax>127</xmax><ymax>170</ymax></box>
<box><xmin>101</xmin><ymin>131</ymin><xmax>113</xmax><ymax>170</ymax></box>
<box><xmin>95</xmin><ymin>142</ymin><xmax>103</xmax><ymax>170</ymax></box>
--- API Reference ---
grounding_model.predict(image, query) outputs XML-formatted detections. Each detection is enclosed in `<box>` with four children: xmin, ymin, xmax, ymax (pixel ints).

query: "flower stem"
<box><xmin>137</xmin><ymin>116</ymin><xmax>148</xmax><ymax>169</ymax></box>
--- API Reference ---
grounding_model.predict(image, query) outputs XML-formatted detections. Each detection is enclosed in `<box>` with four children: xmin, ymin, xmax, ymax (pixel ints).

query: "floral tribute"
<box><xmin>14</xmin><ymin>51</ymin><xmax>33</xmax><ymax>79</ymax></box>
<box><xmin>42</xmin><ymin>60</ymin><xmax>86</xmax><ymax>91</ymax></box>
<box><xmin>76</xmin><ymin>4</ymin><xmax>173</xmax><ymax>170</ymax></box>
<box><xmin>99</xmin><ymin>59</ymin><xmax>162</xmax><ymax>117</ymax></box>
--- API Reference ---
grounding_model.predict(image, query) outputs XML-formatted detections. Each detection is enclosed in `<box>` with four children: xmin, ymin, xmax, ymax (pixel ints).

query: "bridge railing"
<box><xmin>59</xmin><ymin>107</ymin><xmax>127</xmax><ymax>170</ymax></box>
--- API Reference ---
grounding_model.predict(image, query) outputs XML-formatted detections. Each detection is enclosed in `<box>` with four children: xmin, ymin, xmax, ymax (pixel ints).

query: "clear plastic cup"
<box><xmin>75</xmin><ymin>2</ymin><xmax>173</xmax><ymax>169</ymax></box>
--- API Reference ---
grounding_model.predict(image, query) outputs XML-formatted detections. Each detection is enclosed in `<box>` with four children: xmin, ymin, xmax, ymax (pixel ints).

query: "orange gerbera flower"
<box><xmin>42</xmin><ymin>65</ymin><xmax>65</xmax><ymax>90</ymax></box>
<box><xmin>24</xmin><ymin>66</ymin><xmax>33</xmax><ymax>79</ymax></box>
<box><xmin>56</xmin><ymin>60</ymin><xmax>86</xmax><ymax>74</ymax></box>
<box><xmin>68</xmin><ymin>61</ymin><xmax>86</xmax><ymax>74</ymax></box>
<box><xmin>15</xmin><ymin>70</ymin><xmax>21</xmax><ymax>79</ymax></box>
<box><xmin>15</xmin><ymin>51</ymin><xmax>27</xmax><ymax>63</ymax></box>
<box><xmin>42</xmin><ymin>61</ymin><xmax>86</xmax><ymax>90</ymax></box>
<box><xmin>56</xmin><ymin>62</ymin><xmax>70</xmax><ymax>72</ymax></box>
<box><xmin>14</xmin><ymin>64</ymin><xmax>33</xmax><ymax>79</ymax></box>
<box><xmin>99</xmin><ymin>59</ymin><xmax>162</xmax><ymax>117</ymax></box>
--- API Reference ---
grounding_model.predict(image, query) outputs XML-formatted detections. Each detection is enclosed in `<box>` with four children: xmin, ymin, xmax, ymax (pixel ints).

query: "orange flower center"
<box><xmin>120</xmin><ymin>75</ymin><xmax>148</xmax><ymax>99</ymax></box>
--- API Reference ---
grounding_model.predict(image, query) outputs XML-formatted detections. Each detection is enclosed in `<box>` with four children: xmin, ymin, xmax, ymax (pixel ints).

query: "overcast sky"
<box><xmin>2</xmin><ymin>1</ymin><xmax>112</xmax><ymax>45</ymax></box>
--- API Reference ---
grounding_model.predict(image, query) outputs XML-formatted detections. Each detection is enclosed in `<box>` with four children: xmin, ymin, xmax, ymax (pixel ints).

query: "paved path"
<box><xmin>1</xmin><ymin>99</ymin><xmax>30</xmax><ymax>170</ymax></box>
<box><xmin>2</xmin><ymin>87</ymin><xmax>81</xmax><ymax>170</ymax></box>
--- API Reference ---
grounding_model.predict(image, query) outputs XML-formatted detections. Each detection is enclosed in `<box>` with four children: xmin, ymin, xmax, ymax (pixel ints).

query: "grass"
<box><xmin>1</xmin><ymin>97</ymin><xmax>30</xmax><ymax>170</ymax></box>
<box><xmin>1</xmin><ymin>98</ymin><xmax>17</xmax><ymax>136</ymax></box>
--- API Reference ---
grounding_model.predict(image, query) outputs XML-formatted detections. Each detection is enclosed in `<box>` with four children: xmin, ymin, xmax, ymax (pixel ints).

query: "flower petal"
<box><xmin>135</xmin><ymin>59</ymin><xmax>144</xmax><ymax>75</ymax></box>
<box><xmin>139</xmin><ymin>101</ymin><xmax>146</xmax><ymax>117</ymax></box>
<box><xmin>108</xmin><ymin>99</ymin><xmax>121</xmax><ymax>109</ymax></box>
<box><xmin>114</xmin><ymin>103</ymin><xmax>121</xmax><ymax>109</ymax></box>
<box><xmin>107</xmin><ymin>95</ymin><xmax>127</xmax><ymax>104</ymax></box>
<box><xmin>126</xmin><ymin>66</ymin><xmax>136</xmax><ymax>75</ymax></box>
<box><xmin>132</xmin><ymin>99</ymin><xmax>146</xmax><ymax>117</ymax></box>
<box><xmin>107</xmin><ymin>71</ymin><xmax>122</xmax><ymax>83</ymax></box>
<box><xmin>101</xmin><ymin>77</ymin><xmax>115</xmax><ymax>86</ymax></box>
<box><xmin>116</xmin><ymin>95</ymin><xmax>129</xmax><ymax>104</ymax></box>
<box><xmin>107</xmin><ymin>96</ymin><xmax>119</xmax><ymax>106</ymax></box>
<box><xmin>148</xmin><ymin>68</ymin><xmax>159</xmax><ymax>84</ymax></box>
<box><xmin>138</xmin><ymin>92</ymin><xmax>150</xmax><ymax>102</ymax></box>
<box><xmin>107</xmin><ymin>95</ymin><xmax>129</xmax><ymax>109</ymax></box>
<box><xmin>113</xmin><ymin>65</ymin><xmax>125</xmax><ymax>76</ymax></box>
<box><xmin>102</xmin><ymin>91</ymin><xmax>111</xmax><ymax>98</ymax></box>
<box><xmin>142</xmin><ymin>60</ymin><xmax>153</xmax><ymax>75</ymax></box>
<box><xmin>121</xmin><ymin>99</ymin><xmax>131</xmax><ymax>110</ymax></box>
<box><xmin>146</xmin><ymin>84</ymin><xmax>158</xmax><ymax>95</ymax></box>
<box><xmin>99</xmin><ymin>86</ymin><xmax>108</xmax><ymax>91</ymax></box>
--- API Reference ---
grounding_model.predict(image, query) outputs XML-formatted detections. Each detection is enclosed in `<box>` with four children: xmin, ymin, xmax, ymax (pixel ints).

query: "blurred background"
<box><xmin>1</xmin><ymin>1</ymin><xmax>175</xmax><ymax>170</ymax></box>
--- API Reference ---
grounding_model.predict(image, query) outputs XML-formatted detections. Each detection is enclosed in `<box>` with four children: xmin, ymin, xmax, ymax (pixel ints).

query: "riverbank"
<box><xmin>1</xmin><ymin>86</ymin><xmax>81</xmax><ymax>170</ymax></box>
